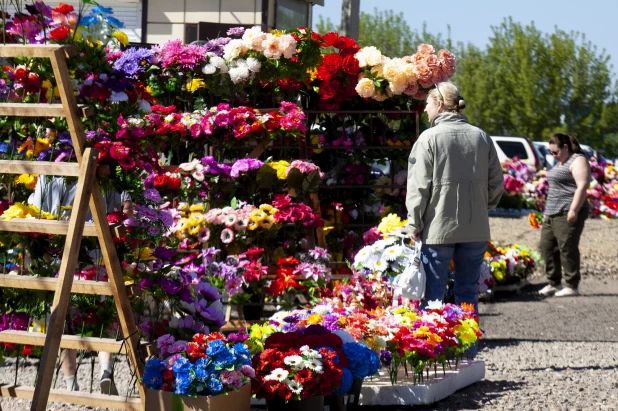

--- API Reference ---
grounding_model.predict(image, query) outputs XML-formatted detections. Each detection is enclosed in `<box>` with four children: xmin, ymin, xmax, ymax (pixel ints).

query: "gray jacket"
<box><xmin>406</xmin><ymin>112</ymin><xmax>503</xmax><ymax>244</ymax></box>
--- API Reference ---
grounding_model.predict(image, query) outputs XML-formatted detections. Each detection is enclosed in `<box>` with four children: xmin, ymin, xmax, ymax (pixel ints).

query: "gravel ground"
<box><xmin>1</xmin><ymin>216</ymin><xmax>617</xmax><ymax>410</ymax></box>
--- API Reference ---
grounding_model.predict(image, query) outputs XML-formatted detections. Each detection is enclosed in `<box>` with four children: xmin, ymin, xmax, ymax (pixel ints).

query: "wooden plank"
<box><xmin>0</xmin><ymin>161</ymin><xmax>80</xmax><ymax>176</ymax></box>
<box><xmin>0</xmin><ymin>275</ymin><xmax>113</xmax><ymax>295</ymax></box>
<box><xmin>89</xmin><ymin>183</ymin><xmax>146</xmax><ymax>405</ymax></box>
<box><xmin>50</xmin><ymin>48</ymin><xmax>88</xmax><ymax>160</ymax></box>
<box><xmin>0</xmin><ymin>44</ymin><xmax>75</xmax><ymax>58</ymax></box>
<box><xmin>0</xmin><ymin>385</ymin><xmax>141</xmax><ymax>411</ymax></box>
<box><xmin>0</xmin><ymin>219</ymin><xmax>101</xmax><ymax>237</ymax></box>
<box><xmin>30</xmin><ymin>148</ymin><xmax>98</xmax><ymax>411</ymax></box>
<box><xmin>0</xmin><ymin>331</ymin><xmax>125</xmax><ymax>353</ymax></box>
<box><xmin>221</xmin><ymin>320</ymin><xmax>261</xmax><ymax>332</ymax></box>
<box><xmin>0</xmin><ymin>103</ymin><xmax>93</xmax><ymax>118</ymax></box>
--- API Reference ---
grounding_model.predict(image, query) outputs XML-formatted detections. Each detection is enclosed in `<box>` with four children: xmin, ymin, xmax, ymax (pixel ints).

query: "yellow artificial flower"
<box><xmin>112</xmin><ymin>30</ymin><xmax>129</xmax><ymax>46</ymax></box>
<box><xmin>34</xmin><ymin>137</ymin><xmax>50</xmax><ymax>157</ymax></box>
<box><xmin>259</xmin><ymin>204</ymin><xmax>274</xmax><ymax>213</ymax></box>
<box><xmin>259</xmin><ymin>215</ymin><xmax>275</xmax><ymax>229</ymax></box>
<box><xmin>0</xmin><ymin>202</ymin><xmax>56</xmax><ymax>220</ymax></box>
<box><xmin>267</xmin><ymin>160</ymin><xmax>291</xmax><ymax>180</ymax></box>
<box><xmin>377</xmin><ymin>213</ymin><xmax>405</xmax><ymax>235</ymax></box>
<box><xmin>306</xmin><ymin>313</ymin><xmax>323</xmax><ymax>325</ymax></box>
<box><xmin>133</xmin><ymin>247</ymin><xmax>156</xmax><ymax>261</ymax></box>
<box><xmin>186</xmin><ymin>78</ymin><xmax>206</xmax><ymax>92</ymax></box>
<box><xmin>14</xmin><ymin>174</ymin><xmax>38</xmax><ymax>189</ymax></box>
<box><xmin>248</xmin><ymin>221</ymin><xmax>259</xmax><ymax>231</ymax></box>
<box><xmin>189</xmin><ymin>203</ymin><xmax>205</xmax><ymax>212</ymax></box>
<box><xmin>17</xmin><ymin>140</ymin><xmax>32</xmax><ymax>154</ymax></box>
<box><xmin>249</xmin><ymin>209</ymin><xmax>267</xmax><ymax>222</ymax></box>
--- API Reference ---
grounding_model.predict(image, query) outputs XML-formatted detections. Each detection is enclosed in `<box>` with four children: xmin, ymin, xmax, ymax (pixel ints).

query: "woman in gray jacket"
<box><xmin>406</xmin><ymin>82</ymin><xmax>504</xmax><ymax>313</ymax></box>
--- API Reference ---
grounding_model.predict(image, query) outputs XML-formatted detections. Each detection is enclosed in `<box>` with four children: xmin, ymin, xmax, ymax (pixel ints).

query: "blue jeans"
<box><xmin>421</xmin><ymin>241</ymin><xmax>487</xmax><ymax>314</ymax></box>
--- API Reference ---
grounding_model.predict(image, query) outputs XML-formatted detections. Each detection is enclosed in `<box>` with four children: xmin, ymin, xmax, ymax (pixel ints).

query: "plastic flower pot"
<box><xmin>145</xmin><ymin>383</ymin><xmax>251</xmax><ymax>411</ymax></box>
<box><xmin>266</xmin><ymin>395</ymin><xmax>324</xmax><ymax>411</ymax></box>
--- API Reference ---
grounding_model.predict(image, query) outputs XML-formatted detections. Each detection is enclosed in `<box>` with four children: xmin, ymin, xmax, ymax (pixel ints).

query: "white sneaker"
<box><xmin>554</xmin><ymin>287</ymin><xmax>579</xmax><ymax>297</ymax></box>
<box><xmin>539</xmin><ymin>284</ymin><xmax>560</xmax><ymax>296</ymax></box>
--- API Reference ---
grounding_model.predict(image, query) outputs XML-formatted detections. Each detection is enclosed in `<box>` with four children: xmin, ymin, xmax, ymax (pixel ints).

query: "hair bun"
<box><xmin>456</xmin><ymin>96</ymin><xmax>466</xmax><ymax>109</ymax></box>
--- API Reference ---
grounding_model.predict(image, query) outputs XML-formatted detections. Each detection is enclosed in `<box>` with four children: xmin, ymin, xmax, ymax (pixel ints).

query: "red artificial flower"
<box><xmin>107</xmin><ymin>211</ymin><xmax>124</xmax><ymax>225</ymax></box>
<box><xmin>294</xmin><ymin>368</ymin><xmax>314</xmax><ymax>384</ymax></box>
<box><xmin>310</xmin><ymin>32</ymin><xmax>323</xmax><ymax>43</ymax></box>
<box><xmin>335</xmin><ymin>36</ymin><xmax>359</xmax><ymax>52</ymax></box>
<box><xmin>206</xmin><ymin>332</ymin><xmax>226</xmax><ymax>342</ymax></box>
<box><xmin>244</xmin><ymin>247</ymin><xmax>265</xmax><ymax>257</ymax></box>
<box><xmin>276</xmin><ymin>256</ymin><xmax>299</xmax><ymax>266</ymax></box>
<box><xmin>322</xmin><ymin>32</ymin><xmax>339</xmax><ymax>48</ymax></box>
<box><xmin>21</xmin><ymin>345</ymin><xmax>33</xmax><ymax>356</ymax></box>
<box><xmin>13</xmin><ymin>66</ymin><xmax>27</xmax><ymax>82</ymax></box>
<box><xmin>272</xmin><ymin>194</ymin><xmax>292</xmax><ymax>209</ymax></box>
<box><xmin>151</xmin><ymin>105</ymin><xmax>177</xmax><ymax>115</ymax></box>
<box><xmin>342</xmin><ymin>55</ymin><xmax>360</xmax><ymax>75</ymax></box>
<box><xmin>49</xmin><ymin>26</ymin><xmax>71</xmax><ymax>41</ymax></box>
<box><xmin>316</xmin><ymin>65</ymin><xmax>334</xmax><ymax>81</ymax></box>
<box><xmin>192</xmin><ymin>333</ymin><xmax>208</xmax><ymax>344</ymax></box>
<box><xmin>322</xmin><ymin>53</ymin><xmax>342</xmax><ymax>75</ymax></box>
<box><xmin>319</xmin><ymin>80</ymin><xmax>340</xmax><ymax>100</ymax></box>
<box><xmin>52</xmin><ymin>3</ymin><xmax>74</xmax><ymax>13</ymax></box>
<box><xmin>277</xmin><ymin>78</ymin><xmax>303</xmax><ymax>92</ymax></box>
<box><xmin>109</xmin><ymin>142</ymin><xmax>131</xmax><ymax>160</ymax></box>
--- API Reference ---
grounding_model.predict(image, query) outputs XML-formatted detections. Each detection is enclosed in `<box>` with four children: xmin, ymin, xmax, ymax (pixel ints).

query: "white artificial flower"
<box><xmin>202</xmin><ymin>64</ymin><xmax>216</xmax><ymax>75</ymax></box>
<box><xmin>265</xmin><ymin>368</ymin><xmax>289</xmax><ymax>382</ymax></box>
<box><xmin>426</xmin><ymin>300</ymin><xmax>444</xmax><ymax>310</ymax></box>
<box><xmin>372</xmin><ymin>258</ymin><xmax>388</xmax><ymax>272</ymax></box>
<box><xmin>283</xmin><ymin>355</ymin><xmax>305</xmax><ymax>369</ymax></box>
<box><xmin>262</xmin><ymin>34</ymin><xmax>282</xmax><ymax>59</ymax></box>
<box><xmin>303</xmin><ymin>359</ymin><xmax>323</xmax><ymax>374</ymax></box>
<box><xmin>287</xmin><ymin>380</ymin><xmax>303</xmax><ymax>395</ymax></box>
<box><xmin>242</xmin><ymin>26</ymin><xmax>266</xmax><ymax>51</ymax></box>
<box><xmin>312</xmin><ymin>305</ymin><xmax>330</xmax><ymax>316</ymax></box>
<box><xmin>383</xmin><ymin>245</ymin><xmax>402</xmax><ymax>261</ymax></box>
<box><xmin>354</xmin><ymin>46</ymin><xmax>384</xmax><ymax>68</ymax></box>
<box><xmin>223</xmin><ymin>39</ymin><xmax>244</xmax><ymax>60</ymax></box>
<box><xmin>246</xmin><ymin>57</ymin><xmax>261</xmax><ymax>72</ymax></box>
<box><xmin>353</xmin><ymin>246</ymin><xmax>372</xmax><ymax>265</ymax></box>
<box><xmin>229</xmin><ymin>66</ymin><xmax>250</xmax><ymax>84</ymax></box>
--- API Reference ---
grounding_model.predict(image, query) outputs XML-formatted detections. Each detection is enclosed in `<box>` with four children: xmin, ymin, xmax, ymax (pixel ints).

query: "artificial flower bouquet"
<box><xmin>251</xmin><ymin>325</ymin><xmax>345</xmax><ymax>403</ymax></box>
<box><xmin>143</xmin><ymin>331</ymin><xmax>254</xmax><ymax>411</ymax></box>
<box><xmin>484</xmin><ymin>242</ymin><xmax>537</xmax><ymax>285</ymax></box>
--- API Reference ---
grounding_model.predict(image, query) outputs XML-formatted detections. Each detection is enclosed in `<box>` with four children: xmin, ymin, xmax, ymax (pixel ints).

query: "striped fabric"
<box><xmin>544</xmin><ymin>153</ymin><xmax>587</xmax><ymax>216</ymax></box>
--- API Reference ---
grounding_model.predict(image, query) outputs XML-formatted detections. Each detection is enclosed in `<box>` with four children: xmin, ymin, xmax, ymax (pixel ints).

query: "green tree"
<box><xmin>315</xmin><ymin>9</ymin><xmax>452</xmax><ymax>57</ymax></box>
<box><xmin>454</xmin><ymin>18</ymin><xmax>618</xmax><ymax>153</ymax></box>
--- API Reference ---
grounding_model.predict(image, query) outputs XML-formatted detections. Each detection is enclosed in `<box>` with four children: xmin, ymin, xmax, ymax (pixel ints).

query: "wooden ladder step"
<box><xmin>0</xmin><ymin>219</ymin><xmax>125</xmax><ymax>237</ymax></box>
<box><xmin>0</xmin><ymin>44</ymin><xmax>76</xmax><ymax>58</ymax></box>
<box><xmin>0</xmin><ymin>103</ymin><xmax>94</xmax><ymax>118</ymax></box>
<box><xmin>0</xmin><ymin>274</ymin><xmax>140</xmax><ymax>296</ymax></box>
<box><xmin>220</xmin><ymin>319</ymin><xmax>262</xmax><ymax>332</ymax></box>
<box><xmin>0</xmin><ymin>384</ymin><xmax>142</xmax><ymax>411</ymax></box>
<box><xmin>0</xmin><ymin>330</ymin><xmax>126</xmax><ymax>353</ymax></box>
<box><xmin>0</xmin><ymin>161</ymin><xmax>80</xmax><ymax>176</ymax></box>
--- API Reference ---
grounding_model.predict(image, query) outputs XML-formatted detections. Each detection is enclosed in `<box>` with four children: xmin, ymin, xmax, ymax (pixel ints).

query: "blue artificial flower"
<box><xmin>214</xmin><ymin>350</ymin><xmax>236</xmax><ymax>369</ymax></box>
<box><xmin>91</xmin><ymin>5</ymin><xmax>114</xmax><ymax>15</ymax></box>
<box><xmin>207</xmin><ymin>376</ymin><xmax>223</xmax><ymax>395</ymax></box>
<box><xmin>77</xmin><ymin>15</ymin><xmax>97</xmax><ymax>27</ymax></box>
<box><xmin>0</xmin><ymin>142</ymin><xmax>9</xmax><ymax>153</ymax></box>
<box><xmin>233</xmin><ymin>343</ymin><xmax>251</xmax><ymax>366</ymax></box>
<box><xmin>174</xmin><ymin>371</ymin><xmax>194</xmax><ymax>395</ymax></box>
<box><xmin>143</xmin><ymin>358</ymin><xmax>163</xmax><ymax>390</ymax></box>
<box><xmin>105</xmin><ymin>16</ymin><xmax>124</xmax><ymax>28</ymax></box>
<box><xmin>342</xmin><ymin>343</ymin><xmax>379</xmax><ymax>379</ymax></box>
<box><xmin>172</xmin><ymin>357</ymin><xmax>193</xmax><ymax>374</ymax></box>
<box><xmin>334</xmin><ymin>367</ymin><xmax>353</xmax><ymax>396</ymax></box>
<box><xmin>206</xmin><ymin>340</ymin><xmax>226</xmax><ymax>357</ymax></box>
<box><xmin>194</xmin><ymin>358</ymin><xmax>215</xmax><ymax>383</ymax></box>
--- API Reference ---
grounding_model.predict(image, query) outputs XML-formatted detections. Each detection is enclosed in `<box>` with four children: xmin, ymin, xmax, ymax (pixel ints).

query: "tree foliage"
<box><xmin>454</xmin><ymin>18</ymin><xmax>618</xmax><ymax>153</ymax></box>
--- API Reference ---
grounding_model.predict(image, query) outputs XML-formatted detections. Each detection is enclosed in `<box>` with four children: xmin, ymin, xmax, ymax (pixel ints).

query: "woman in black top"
<box><xmin>538</xmin><ymin>134</ymin><xmax>591</xmax><ymax>297</ymax></box>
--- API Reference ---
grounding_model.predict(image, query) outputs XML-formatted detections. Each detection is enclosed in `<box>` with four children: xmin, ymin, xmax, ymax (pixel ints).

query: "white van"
<box><xmin>490</xmin><ymin>136</ymin><xmax>544</xmax><ymax>170</ymax></box>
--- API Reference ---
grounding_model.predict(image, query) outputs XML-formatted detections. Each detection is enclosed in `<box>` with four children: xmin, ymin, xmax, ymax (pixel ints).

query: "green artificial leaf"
<box><xmin>172</xmin><ymin>393</ymin><xmax>185</xmax><ymax>411</ymax></box>
<box><xmin>286</xmin><ymin>168</ymin><xmax>304</xmax><ymax>193</ymax></box>
<box><xmin>230</xmin><ymin>197</ymin><xmax>237</xmax><ymax>209</ymax></box>
<box><xmin>302</xmin><ymin>170</ymin><xmax>322</xmax><ymax>194</ymax></box>
<box><xmin>256</xmin><ymin>164</ymin><xmax>277</xmax><ymax>189</ymax></box>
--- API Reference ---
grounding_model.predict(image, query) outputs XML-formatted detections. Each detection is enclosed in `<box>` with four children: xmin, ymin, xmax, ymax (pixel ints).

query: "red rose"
<box><xmin>322</xmin><ymin>32</ymin><xmax>339</xmax><ymax>48</ymax></box>
<box><xmin>13</xmin><ymin>67</ymin><xmax>27</xmax><ymax>82</ymax></box>
<box><xmin>52</xmin><ymin>3</ymin><xmax>74</xmax><ymax>13</ymax></box>
<box><xmin>322</xmin><ymin>53</ymin><xmax>342</xmax><ymax>75</ymax></box>
<box><xmin>335</xmin><ymin>36</ymin><xmax>359</xmax><ymax>52</ymax></box>
<box><xmin>342</xmin><ymin>55</ymin><xmax>360</xmax><ymax>75</ymax></box>
<box><xmin>310</xmin><ymin>32</ymin><xmax>323</xmax><ymax>43</ymax></box>
<box><xmin>151</xmin><ymin>105</ymin><xmax>177</xmax><ymax>115</ymax></box>
<box><xmin>319</xmin><ymin>80</ymin><xmax>340</xmax><ymax>100</ymax></box>
<box><xmin>49</xmin><ymin>26</ymin><xmax>70</xmax><ymax>41</ymax></box>
<box><xmin>316</xmin><ymin>65</ymin><xmax>334</xmax><ymax>81</ymax></box>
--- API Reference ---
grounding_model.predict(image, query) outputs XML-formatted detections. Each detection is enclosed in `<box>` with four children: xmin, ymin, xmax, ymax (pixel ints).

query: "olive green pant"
<box><xmin>540</xmin><ymin>208</ymin><xmax>588</xmax><ymax>289</ymax></box>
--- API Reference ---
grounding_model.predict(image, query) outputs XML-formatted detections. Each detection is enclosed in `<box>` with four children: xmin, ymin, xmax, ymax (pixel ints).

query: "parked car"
<box><xmin>533</xmin><ymin>141</ymin><xmax>555</xmax><ymax>169</ymax></box>
<box><xmin>490</xmin><ymin>136</ymin><xmax>544</xmax><ymax>170</ymax></box>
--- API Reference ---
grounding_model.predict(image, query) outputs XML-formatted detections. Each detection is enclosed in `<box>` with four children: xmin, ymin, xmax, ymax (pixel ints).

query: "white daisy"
<box><xmin>301</xmin><ymin>347</ymin><xmax>321</xmax><ymax>359</ymax></box>
<box><xmin>286</xmin><ymin>380</ymin><xmax>303</xmax><ymax>395</ymax></box>
<box><xmin>264</xmin><ymin>368</ymin><xmax>289</xmax><ymax>382</ymax></box>
<box><xmin>303</xmin><ymin>359</ymin><xmax>323</xmax><ymax>374</ymax></box>
<box><xmin>383</xmin><ymin>245</ymin><xmax>402</xmax><ymax>261</ymax></box>
<box><xmin>353</xmin><ymin>247</ymin><xmax>372</xmax><ymax>265</ymax></box>
<box><xmin>372</xmin><ymin>258</ymin><xmax>389</xmax><ymax>272</ymax></box>
<box><xmin>426</xmin><ymin>300</ymin><xmax>444</xmax><ymax>310</ymax></box>
<box><xmin>283</xmin><ymin>355</ymin><xmax>304</xmax><ymax>369</ymax></box>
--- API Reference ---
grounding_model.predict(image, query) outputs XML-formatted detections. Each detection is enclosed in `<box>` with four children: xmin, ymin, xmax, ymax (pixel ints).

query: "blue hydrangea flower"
<box><xmin>172</xmin><ymin>357</ymin><xmax>193</xmax><ymax>374</ymax></box>
<box><xmin>195</xmin><ymin>358</ymin><xmax>215</xmax><ymax>383</ymax></box>
<box><xmin>213</xmin><ymin>350</ymin><xmax>236</xmax><ymax>369</ymax></box>
<box><xmin>174</xmin><ymin>371</ymin><xmax>194</xmax><ymax>395</ymax></box>
<box><xmin>334</xmin><ymin>367</ymin><xmax>353</xmax><ymax>395</ymax></box>
<box><xmin>206</xmin><ymin>340</ymin><xmax>226</xmax><ymax>357</ymax></box>
<box><xmin>233</xmin><ymin>343</ymin><xmax>251</xmax><ymax>366</ymax></box>
<box><xmin>343</xmin><ymin>343</ymin><xmax>379</xmax><ymax>379</ymax></box>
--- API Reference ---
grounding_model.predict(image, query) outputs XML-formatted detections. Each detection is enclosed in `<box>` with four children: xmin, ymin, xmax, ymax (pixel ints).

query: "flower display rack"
<box><xmin>0</xmin><ymin>45</ymin><xmax>144</xmax><ymax>411</ymax></box>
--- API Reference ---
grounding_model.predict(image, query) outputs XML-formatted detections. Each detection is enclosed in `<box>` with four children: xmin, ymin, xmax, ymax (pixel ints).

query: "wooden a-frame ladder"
<box><xmin>0</xmin><ymin>45</ymin><xmax>144</xmax><ymax>410</ymax></box>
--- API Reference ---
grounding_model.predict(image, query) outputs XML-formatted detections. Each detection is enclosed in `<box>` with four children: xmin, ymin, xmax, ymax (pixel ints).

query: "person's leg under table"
<box><xmin>421</xmin><ymin>243</ymin><xmax>455</xmax><ymax>308</ymax></box>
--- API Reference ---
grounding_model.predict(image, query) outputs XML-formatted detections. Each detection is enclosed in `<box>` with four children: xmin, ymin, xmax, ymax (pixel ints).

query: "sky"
<box><xmin>311</xmin><ymin>0</ymin><xmax>618</xmax><ymax>76</ymax></box>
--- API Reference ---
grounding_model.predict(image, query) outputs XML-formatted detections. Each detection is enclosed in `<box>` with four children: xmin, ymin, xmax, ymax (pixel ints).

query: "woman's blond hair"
<box><xmin>428</xmin><ymin>82</ymin><xmax>466</xmax><ymax>112</ymax></box>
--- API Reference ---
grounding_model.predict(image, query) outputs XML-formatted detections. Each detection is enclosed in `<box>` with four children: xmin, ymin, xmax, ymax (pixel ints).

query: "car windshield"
<box><xmin>496</xmin><ymin>141</ymin><xmax>529</xmax><ymax>160</ymax></box>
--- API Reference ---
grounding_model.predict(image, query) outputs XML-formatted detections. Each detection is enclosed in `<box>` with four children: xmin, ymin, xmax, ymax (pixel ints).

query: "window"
<box><xmin>185</xmin><ymin>24</ymin><xmax>198</xmax><ymax>44</ymax></box>
<box><xmin>496</xmin><ymin>141</ymin><xmax>529</xmax><ymax>160</ymax></box>
<box><xmin>276</xmin><ymin>0</ymin><xmax>309</xmax><ymax>30</ymax></box>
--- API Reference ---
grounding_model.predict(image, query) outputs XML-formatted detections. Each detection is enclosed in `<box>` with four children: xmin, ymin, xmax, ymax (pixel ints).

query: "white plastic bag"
<box><xmin>392</xmin><ymin>240</ymin><xmax>426</xmax><ymax>303</ymax></box>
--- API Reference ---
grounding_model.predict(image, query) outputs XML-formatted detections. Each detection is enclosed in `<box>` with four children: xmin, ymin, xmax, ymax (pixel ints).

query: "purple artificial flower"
<box><xmin>196</xmin><ymin>281</ymin><xmax>222</xmax><ymax>300</ymax></box>
<box><xmin>241</xmin><ymin>365</ymin><xmax>256</xmax><ymax>378</ymax></box>
<box><xmin>113</xmin><ymin>47</ymin><xmax>155</xmax><ymax>78</ymax></box>
<box><xmin>140</xmin><ymin>278</ymin><xmax>155</xmax><ymax>290</ymax></box>
<box><xmin>227</xmin><ymin>329</ymin><xmax>250</xmax><ymax>343</ymax></box>
<box><xmin>153</xmin><ymin>246</ymin><xmax>177</xmax><ymax>260</ymax></box>
<box><xmin>12</xmin><ymin>312</ymin><xmax>30</xmax><ymax>331</ymax></box>
<box><xmin>159</xmin><ymin>277</ymin><xmax>183</xmax><ymax>295</ymax></box>
<box><xmin>230</xmin><ymin>158</ymin><xmax>263</xmax><ymax>178</ymax></box>
<box><xmin>226</xmin><ymin>27</ymin><xmax>245</xmax><ymax>36</ymax></box>
<box><xmin>144</xmin><ymin>188</ymin><xmax>162</xmax><ymax>203</ymax></box>
<box><xmin>158</xmin><ymin>210</ymin><xmax>174</xmax><ymax>227</ymax></box>
<box><xmin>179</xmin><ymin>288</ymin><xmax>194</xmax><ymax>304</ymax></box>
<box><xmin>380</xmin><ymin>350</ymin><xmax>392</xmax><ymax>367</ymax></box>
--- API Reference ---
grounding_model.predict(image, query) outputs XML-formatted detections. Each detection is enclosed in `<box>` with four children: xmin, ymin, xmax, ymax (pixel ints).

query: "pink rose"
<box><xmin>425</xmin><ymin>54</ymin><xmax>440</xmax><ymax>70</ymax></box>
<box><xmin>414</xmin><ymin>61</ymin><xmax>433</xmax><ymax>88</ymax></box>
<box><xmin>438</xmin><ymin>49</ymin><xmax>456</xmax><ymax>77</ymax></box>
<box><xmin>416</xmin><ymin>43</ymin><xmax>435</xmax><ymax>56</ymax></box>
